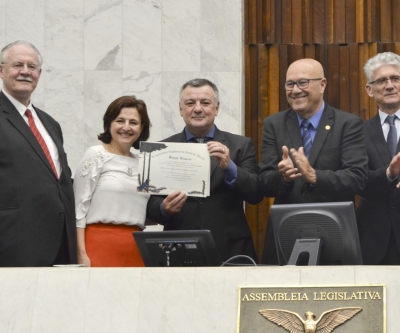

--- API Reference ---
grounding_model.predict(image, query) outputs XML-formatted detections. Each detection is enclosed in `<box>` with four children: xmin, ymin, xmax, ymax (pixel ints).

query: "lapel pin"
<box><xmin>325</xmin><ymin>125</ymin><xmax>331</xmax><ymax>130</ymax></box>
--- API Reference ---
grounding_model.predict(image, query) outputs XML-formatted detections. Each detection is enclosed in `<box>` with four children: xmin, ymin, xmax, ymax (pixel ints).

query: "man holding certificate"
<box><xmin>146</xmin><ymin>78</ymin><xmax>262</xmax><ymax>263</ymax></box>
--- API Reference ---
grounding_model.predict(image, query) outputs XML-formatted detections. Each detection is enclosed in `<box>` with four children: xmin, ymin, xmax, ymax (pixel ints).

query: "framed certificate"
<box><xmin>137</xmin><ymin>141</ymin><xmax>210</xmax><ymax>197</ymax></box>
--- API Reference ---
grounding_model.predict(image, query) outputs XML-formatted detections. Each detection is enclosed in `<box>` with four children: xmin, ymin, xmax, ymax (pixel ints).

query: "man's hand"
<box><xmin>386</xmin><ymin>152</ymin><xmax>400</xmax><ymax>188</ymax></box>
<box><xmin>207</xmin><ymin>141</ymin><xmax>230</xmax><ymax>170</ymax></box>
<box><xmin>290</xmin><ymin>147</ymin><xmax>317</xmax><ymax>184</ymax></box>
<box><xmin>278</xmin><ymin>146</ymin><xmax>301</xmax><ymax>183</ymax></box>
<box><xmin>162</xmin><ymin>190</ymin><xmax>187</xmax><ymax>215</ymax></box>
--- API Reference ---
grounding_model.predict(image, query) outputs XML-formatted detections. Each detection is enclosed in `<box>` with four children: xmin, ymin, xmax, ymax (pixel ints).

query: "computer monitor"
<box><xmin>269</xmin><ymin>201</ymin><xmax>363</xmax><ymax>266</ymax></box>
<box><xmin>133</xmin><ymin>230</ymin><xmax>222</xmax><ymax>267</ymax></box>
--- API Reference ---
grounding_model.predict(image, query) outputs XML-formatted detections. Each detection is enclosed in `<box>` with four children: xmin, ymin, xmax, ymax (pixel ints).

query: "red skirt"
<box><xmin>85</xmin><ymin>223</ymin><xmax>144</xmax><ymax>267</ymax></box>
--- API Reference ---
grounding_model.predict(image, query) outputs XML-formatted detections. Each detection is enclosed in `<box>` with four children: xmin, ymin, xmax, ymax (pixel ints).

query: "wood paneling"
<box><xmin>245</xmin><ymin>0</ymin><xmax>400</xmax><ymax>261</ymax></box>
<box><xmin>345</xmin><ymin>0</ymin><xmax>356</xmax><ymax>43</ymax></box>
<box><xmin>246</xmin><ymin>0</ymin><xmax>400</xmax><ymax>45</ymax></box>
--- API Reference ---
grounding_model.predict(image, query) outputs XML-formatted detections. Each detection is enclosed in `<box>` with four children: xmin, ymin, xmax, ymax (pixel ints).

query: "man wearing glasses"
<box><xmin>357</xmin><ymin>52</ymin><xmax>400</xmax><ymax>265</ymax></box>
<box><xmin>259</xmin><ymin>58</ymin><xmax>368</xmax><ymax>265</ymax></box>
<box><xmin>0</xmin><ymin>40</ymin><xmax>77</xmax><ymax>266</ymax></box>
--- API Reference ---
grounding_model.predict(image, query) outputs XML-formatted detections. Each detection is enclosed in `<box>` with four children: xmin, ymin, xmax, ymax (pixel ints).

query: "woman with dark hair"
<box><xmin>73</xmin><ymin>95</ymin><xmax>151</xmax><ymax>267</ymax></box>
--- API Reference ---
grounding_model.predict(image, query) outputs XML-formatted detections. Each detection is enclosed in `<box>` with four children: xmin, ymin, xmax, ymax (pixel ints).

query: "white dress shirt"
<box><xmin>2</xmin><ymin>89</ymin><xmax>61</xmax><ymax>176</ymax></box>
<box><xmin>378</xmin><ymin>109</ymin><xmax>400</xmax><ymax>144</ymax></box>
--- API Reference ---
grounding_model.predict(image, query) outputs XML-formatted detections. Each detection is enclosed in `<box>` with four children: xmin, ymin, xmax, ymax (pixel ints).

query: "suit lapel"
<box><xmin>286</xmin><ymin>110</ymin><xmax>304</xmax><ymax>149</ymax></box>
<box><xmin>35</xmin><ymin>107</ymin><xmax>61</xmax><ymax>148</ymax></box>
<box><xmin>175</xmin><ymin>131</ymin><xmax>187</xmax><ymax>143</ymax></box>
<box><xmin>34</xmin><ymin>106</ymin><xmax>64</xmax><ymax>178</ymax></box>
<box><xmin>397</xmin><ymin>138</ymin><xmax>400</xmax><ymax>156</ymax></box>
<box><xmin>171</xmin><ymin>129</ymin><xmax>213</xmax><ymax>200</ymax></box>
<box><xmin>368</xmin><ymin>113</ymin><xmax>392</xmax><ymax>165</ymax></box>
<box><xmin>170</xmin><ymin>127</ymin><xmax>220</xmax><ymax>183</ymax></box>
<box><xmin>0</xmin><ymin>93</ymin><xmax>56</xmax><ymax>178</ymax></box>
<box><xmin>210</xmin><ymin>127</ymin><xmax>225</xmax><ymax>178</ymax></box>
<box><xmin>176</xmin><ymin>127</ymin><xmax>220</xmax><ymax>178</ymax></box>
<box><xmin>308</xmin><ymin>105</ymin><xmax>334</xmax><ymax>166</ymax></box>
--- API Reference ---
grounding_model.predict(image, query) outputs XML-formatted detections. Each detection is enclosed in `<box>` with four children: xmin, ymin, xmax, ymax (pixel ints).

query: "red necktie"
<box><xmin>25</xmin><ymin>109</ymin><xmax>58</xmax><ymax>178</ymax></box>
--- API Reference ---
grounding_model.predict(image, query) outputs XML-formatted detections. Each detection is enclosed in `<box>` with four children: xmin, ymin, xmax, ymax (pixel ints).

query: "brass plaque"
<box><xmin>238</xmin><ymin>285</ymin><xmax>385</xmax><ymax>333</ymax></box>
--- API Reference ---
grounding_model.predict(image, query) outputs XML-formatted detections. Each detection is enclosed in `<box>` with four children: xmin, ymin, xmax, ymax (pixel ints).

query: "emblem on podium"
<box><xmin>259</xmin><ymin>307</ymin><xmax>362</xmax><ymax>332</ymax></box>
<box><xmin>238</xmin><ymin>285</ymin><xmax>385</xmax><ymax>332</ymax></box>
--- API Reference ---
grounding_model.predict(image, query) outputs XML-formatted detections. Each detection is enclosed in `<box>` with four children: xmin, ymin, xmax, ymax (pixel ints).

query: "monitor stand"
<box><xmin>287</xmin><ymin>238</ymin><xmax>322</xmax><ymax>266</ymax></box>
<box><xmin>159</xmin><ymin>243</ymin><xmax>182</xmax><ymax>267</ymax></box>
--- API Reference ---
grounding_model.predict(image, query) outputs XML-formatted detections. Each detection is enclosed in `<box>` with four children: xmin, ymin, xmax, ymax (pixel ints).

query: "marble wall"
<box><xmin>0</xmin><ymin>266</ymin><xmax>396</xmax><ymax>332</ymax></box>
<box><xmin>0</xmin><ymin>0</ymin><xmax>244</xmax><ymax>174</ymax></box>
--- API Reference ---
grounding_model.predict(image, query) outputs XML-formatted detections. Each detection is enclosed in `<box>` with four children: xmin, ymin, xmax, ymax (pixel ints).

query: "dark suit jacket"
<box><xmin>259</xmin><ymin>104</ymin><xmax>368</xmax><ymax>203</ymax></box>
<box><xmin>0</xmin><ymin>92</ymin><xmax>77</xmax><ymax>267</ymax></box>
<box><xmin>356</xmin><ymin>113</ymin><xmax>400</xmax><ymax>264</ymax></box>
<box><xmin>259</xmin><ymin>104</ymin><xmax>368</xmax><ymax>264</ymax></box>
<box><xmin>146</xmin><ymin>127</ymin><xmax>262</xmax><ymax>263</ymax></box>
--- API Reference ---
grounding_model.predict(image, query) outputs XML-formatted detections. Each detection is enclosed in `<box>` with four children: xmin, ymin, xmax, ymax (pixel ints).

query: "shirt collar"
<box><xmin>296</xmin><ymin>101</ymin><xmax>325</xmax><ymax>129</ymax></box>
<box><xmin>184</xmin><ymin>125</ymin><xmax>216</xmax><ymax>142</ymax></box>
<box><xmin>378</xmin><ymin>109</ymin><xmax>400</xmax><ymax>125</ymax></box>
<box><xmin>2</xmin><ymin>89</ymin><xmax>34</xmax><ymax>117</ymax></box>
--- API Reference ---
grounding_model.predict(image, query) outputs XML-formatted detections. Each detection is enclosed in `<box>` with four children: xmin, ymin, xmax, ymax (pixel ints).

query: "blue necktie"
<box><xmin>301</xmin><ymin>119</ymin><xmax>313</xmax><ymax>158</ymax></box>
<box><xmin>385</xmin><ymin>115</ymin><xmax>398</xmax><ymax>158</ymax></box>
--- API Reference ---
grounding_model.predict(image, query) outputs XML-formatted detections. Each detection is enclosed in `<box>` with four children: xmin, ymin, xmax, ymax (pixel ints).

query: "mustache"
<box><xmin>16</xmin><ymin>76</ymin><xmax>33</xmax><ymax>82</ymax></box>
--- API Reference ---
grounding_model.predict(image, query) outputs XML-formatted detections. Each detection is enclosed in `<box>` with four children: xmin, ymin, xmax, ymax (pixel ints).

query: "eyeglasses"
<box><xmin>1</xmin><ymin>62</ymin><xmax>41</xmax><ymax>72</ymax></box>
<box><xmin>368</xmin><ymin>76</ymin><xmax>400</xmax><ymax>87</ymax></box>
<box><xmin>284</xmin><ymin>78</ymin><xmax>322</xmax><ymax>91</ymax></box>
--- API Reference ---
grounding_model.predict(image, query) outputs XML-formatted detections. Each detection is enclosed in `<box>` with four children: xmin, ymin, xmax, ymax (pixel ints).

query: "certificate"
<box><xmin>137</xmin><ymin>141</ymin><xmax>210</xmax><ymax>197</ymax></box>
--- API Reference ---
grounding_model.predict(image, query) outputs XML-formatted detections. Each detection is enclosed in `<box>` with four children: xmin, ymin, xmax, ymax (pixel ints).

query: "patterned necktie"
<box><xmin>25</xmin><ymin>109</ymin><xmax>58</xmax><ymax>178</ymax></box>
<box><xmin>191</xmin><ymin>137</ymin><xmax>210</xmax><ymax>143</ymax></box>
<box><xmin>385</xmin><ymin>115</ymin><xmax>398</xmax><ymax>158</ymax></box>
<box><xmin>301</xmin><ymin>119</ymin><xmax>313</xmax><ymax>158</ymax></box>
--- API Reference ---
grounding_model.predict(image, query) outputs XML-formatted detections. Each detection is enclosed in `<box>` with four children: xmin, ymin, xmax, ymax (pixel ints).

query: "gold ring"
<box><xmin>222</xmin><ymin>148</ymin><xmax>225</xmax><ymax>153</ymax></box>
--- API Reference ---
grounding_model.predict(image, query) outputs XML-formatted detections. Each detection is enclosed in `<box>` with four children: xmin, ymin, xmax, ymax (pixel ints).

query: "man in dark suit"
<box><xmin>259</xmin><ymin>58</ymin><xmax>368</xmax><ymax>264</ymax></box>
<box><xmin>0</xmin><ymin>40</ymin><xmax>77</xmax><ymax>266</ymax></box>
<box><xmin>357</xmin><ymin>52</ymin><xmax>400</xmax><ymax>265</ymax></box>
<box><xmin>146</xmin><ymin>78</ymin><xmax>262</xmax><ymax>263</ymax></box>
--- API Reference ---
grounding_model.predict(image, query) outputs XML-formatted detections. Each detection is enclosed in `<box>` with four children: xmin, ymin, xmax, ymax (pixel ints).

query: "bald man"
<box><xmin>258</xmin><ymin>59</ymin><xmax>368</xmax><ymax>265</ymax></box>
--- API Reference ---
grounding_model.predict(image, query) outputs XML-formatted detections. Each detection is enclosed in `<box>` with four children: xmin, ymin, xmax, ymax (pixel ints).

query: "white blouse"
<box><xmin>74</xmin><ymin>145</ymin><xmax>150</xmax><ymax>229</ymax></box>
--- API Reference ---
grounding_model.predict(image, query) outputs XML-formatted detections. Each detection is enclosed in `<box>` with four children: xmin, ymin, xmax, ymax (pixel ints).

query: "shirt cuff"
<box><xmin>160</xmin><ymin>202</ymin><xmax>172</xmax><ymax>223</ymax></box>
<box><xmin>387</xmin><ymin>173</ymin><xmax>399</xmax><ymax>183</ymax></box>
<box><xmin>281</xmin><ymin>176</ymin><xmax>294</xmax><ymax>191</ymax></box>
<box><xmin>224</xmin><ymin>160</ymin><xmax>238</xmax><ymax>186</ymax></box>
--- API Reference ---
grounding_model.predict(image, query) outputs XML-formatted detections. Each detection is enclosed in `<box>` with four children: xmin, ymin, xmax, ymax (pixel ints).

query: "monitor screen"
<box><xmin>133</xmin><ymin>230</ymin><xmax>222</xmax><ymax>267</ymax></box>
<box><xmin>270</xmin><ymin>201</ymin><xmax>363</xmax><ymax>265</ymax></box>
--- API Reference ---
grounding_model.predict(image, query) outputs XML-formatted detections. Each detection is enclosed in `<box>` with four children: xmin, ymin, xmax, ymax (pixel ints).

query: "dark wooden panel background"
<box><xmin>244</xmin><ymin>0</ymin><xmax>400</xmax><ymax>261</ymax></box>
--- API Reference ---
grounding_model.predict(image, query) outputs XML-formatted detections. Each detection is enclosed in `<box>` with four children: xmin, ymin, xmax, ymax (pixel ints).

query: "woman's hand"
<box><xmin>78</xmin><ymin>252</ymin><xmax>91</xmax><ymax>267</ymax></box>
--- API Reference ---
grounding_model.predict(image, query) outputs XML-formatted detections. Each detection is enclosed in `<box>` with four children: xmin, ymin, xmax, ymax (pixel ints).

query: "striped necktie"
<box><xmin>301</xmin><ymin>119</ymin><xmax>313</xmax><ymax>158</ymax></box>
<box><xmin>25</xmin><ymin>109</ymin><xmax>58</xmax><ymax>178</ymax></box>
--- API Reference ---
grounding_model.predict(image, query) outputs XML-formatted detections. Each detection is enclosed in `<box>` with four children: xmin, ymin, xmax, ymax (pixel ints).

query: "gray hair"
<box><xmin>179</xmin><ymin>78</ymin><xmax>219</xmax><ymax>104</ymax></box>
<box><xmin>0</xmin><ymin>40</ymin><xmax>43</xmax><ymax>67</ymax></box>
<box><xmin>363</xmin><ymin>52</ymin><xmax>400</xmax><ymax>83</ymax></box>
